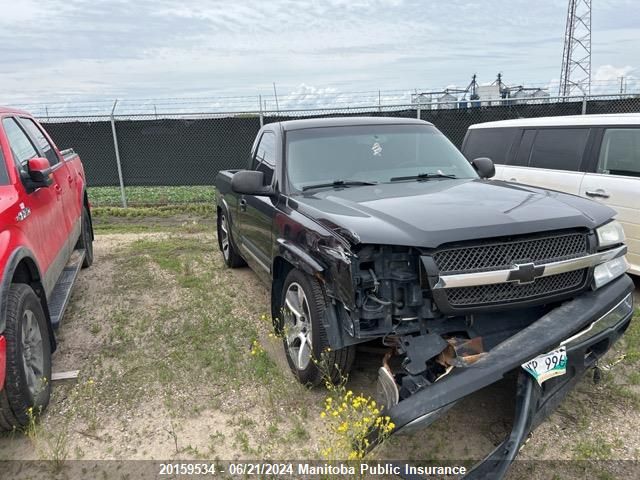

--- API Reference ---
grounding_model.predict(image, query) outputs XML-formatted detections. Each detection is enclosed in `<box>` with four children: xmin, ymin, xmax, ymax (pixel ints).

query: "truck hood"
<box><xmin>291</xmin><ymin>179</ymin><xmax>615</xmax><ymax>248</ymax></box>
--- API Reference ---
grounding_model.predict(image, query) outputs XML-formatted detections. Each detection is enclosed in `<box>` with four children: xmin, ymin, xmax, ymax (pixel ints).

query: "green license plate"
<box><xmin>522</xmin><ymin>346</ymin><xmax>567</xmax><ymax>385</ymax></box>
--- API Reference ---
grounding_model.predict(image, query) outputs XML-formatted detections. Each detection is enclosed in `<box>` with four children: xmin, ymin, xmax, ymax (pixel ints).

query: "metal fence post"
<box><xmin>110</xmin><ymin>100</ymin><xmax>128</xmax><ymax>208</ymax></box>
<box><xmin>259</xmin><ymin>95</ymin><xmax>264</xmax><ymax>127</ymax></box>
<box><xmin>417</xmin><ymin>106</ymin><xmax>421</xmax><ymax>119</ymax></box>
<box><xmin>582</xmin><ymin>95</ymin><xmax>587</xmax><ymax>115</ymax></box>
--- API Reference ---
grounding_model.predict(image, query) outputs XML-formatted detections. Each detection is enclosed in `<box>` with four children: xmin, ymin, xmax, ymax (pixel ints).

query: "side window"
<box><xmin>19</xmin><ymin>118</ymin><xmax>59</xmax><ymax>166</ymax></box>
<box><xmin>512</xmin><ymin>130</ymin><xmax>536</xmax><ymax>166</ymax></box>
<box><xmin>253</xmin><ymin>132</ymin><xmax>276</xmax><ymax>185</ymax></box>
<box><xmin>596</xmin><ymin>128</ymin><xmax>640</xmax><ymax>178</ymax></box>
<box><xmin>2</xmin><ymin>118</ymin><xmax>39</xmax><ymax>178</ymax></box>
<box><xmin>528</xmin><ymin>128</ymin><xmax>589</xmax><ymax>172</ymax></box>
<box><xmin>462</xmin><ymin>128</ymin><xmax>518</xmax><ymax>165</ymax></box>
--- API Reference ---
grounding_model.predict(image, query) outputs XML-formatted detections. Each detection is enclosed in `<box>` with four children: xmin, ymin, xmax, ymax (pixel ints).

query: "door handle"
<box><xmin>585</xmin><ymin>190</ymin><xmax>610</xmax><ymax>199</ymax></box>
<box><xmin>54</xmin><ymin>184</ymin><xmax>62</xmax><ymax>194</ymax></box>
<box><xmin>239</xmin><ymin>198</ymin><xmax>248</xmax><ymax>211</ymax></box>
<box><xmin>509</xmin><ymin>178</ymin><xmax>518</xmax><ymax>182</ymax></box>
<box><xmin>67</xmin><ymin>174</ymin><xmax>74</xmax><ymax>184</ymax></box>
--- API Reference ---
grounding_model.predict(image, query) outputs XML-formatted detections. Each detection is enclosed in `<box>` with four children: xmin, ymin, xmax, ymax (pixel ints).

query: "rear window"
<box><xmin>463</xmin><ymin>128</ymin><xmax>519</xmax><ymax>164</ymax></box>
<box><xmin>528</xmin><ymin>128</ymin><xmax>589</xmax><ymax>172</ymax></box>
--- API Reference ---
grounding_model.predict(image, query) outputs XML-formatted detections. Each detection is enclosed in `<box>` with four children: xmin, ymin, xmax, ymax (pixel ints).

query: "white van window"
<box><xmin>597</xmin><ymin>128</ymin><xmax>640</xmax><ymax>178</ymax></box>
<box><xmin>528</xmin><ymin>128</ymin><xmax>589</xmax><ymax>172</ymax></box>
<box><xmin>463</xmin><ymin>128</ymin><xmax>519</xmax><ymax>164</ymax></box>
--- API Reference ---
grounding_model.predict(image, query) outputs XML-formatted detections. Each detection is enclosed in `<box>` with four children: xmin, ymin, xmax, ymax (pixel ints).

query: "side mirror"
<box><xmin>231</xmin><ymin>170</ymin><xmax>274</xmax><ymax>196</ymax></box>
<box><xmin>27</xmin><ymin>157</ymin><xmax>53</xmax><ymax>187</ymax></box>
<box><xmin>471</xmin><ymin>157</ymin><xmax>495</xmax><ymax>179</ymax></box>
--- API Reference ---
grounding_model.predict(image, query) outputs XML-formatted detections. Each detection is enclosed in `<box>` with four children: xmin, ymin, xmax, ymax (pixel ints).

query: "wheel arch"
<box><xmin>271</xmin><ymin>256</ymin><xmax>295</xmax><ymax>325</ymax></box>
<box><xmin>0</xmin><ymin>248</ymin><xmax>55</xmax><ymax>352</ymax></box>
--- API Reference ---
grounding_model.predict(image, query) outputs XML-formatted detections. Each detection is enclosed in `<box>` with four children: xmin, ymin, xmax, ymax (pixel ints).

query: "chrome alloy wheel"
<box><xmin>21</xmin><ymin>309</ymin><xmax>45</xmax><ymax>396</ymax></box>
<box><xmin>283</xmin><ymin>282</ymin><xmax>313</xmax><ymax>370</ymax></box>
<box><xmin>220</xmin><ymin>214</ymin><xmax>230</xmax><ymax>260</ymax></box>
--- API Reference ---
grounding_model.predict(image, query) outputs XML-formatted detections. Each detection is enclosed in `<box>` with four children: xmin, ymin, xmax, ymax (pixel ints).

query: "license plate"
<box><xmin>521</xmin><ymin>346</ymin><xmax>567</xmax><ymax>385</ymax></box>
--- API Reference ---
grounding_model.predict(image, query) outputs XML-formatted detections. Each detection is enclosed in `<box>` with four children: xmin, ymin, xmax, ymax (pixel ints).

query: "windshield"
<box><xmin>285</xmin><ymin>124</ymin><xmax>478</xmax><ymax>191</ymax></box>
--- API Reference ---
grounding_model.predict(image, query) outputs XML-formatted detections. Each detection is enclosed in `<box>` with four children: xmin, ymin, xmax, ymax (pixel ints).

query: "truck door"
<box><xmin>18</xmin><ymin>117</ymin><xmax>81</xmax><ymax>253</ymax></box>
<box><xmin>236</xmin><ymin>131</ymin><xmax>277</xmax><ymax>283</ymax></box>
<box><xmin>1</xmin><ymin>117</ymin><xmax>69</xmax><ymax>296</ymax></box>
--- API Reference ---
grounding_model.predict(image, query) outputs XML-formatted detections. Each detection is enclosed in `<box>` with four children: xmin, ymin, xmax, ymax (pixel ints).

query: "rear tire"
<box><xmin>0</xmin><ymin>284</ymin><xmax>52</xmax><ymax>431</ymax></box>
<box><xmin>76</xmin><ymin>206</ymin><xmax>94</xmax><ymax>268</ymax></box>
<box><xmin>217</xmin><ymin>211</ymin><xmax>245</xmax><ymax>268</ymax></box>
<box><xmin>278</xmin><ymin>269</ymin><xmax>355</xmax><ymax>386</ymax></box>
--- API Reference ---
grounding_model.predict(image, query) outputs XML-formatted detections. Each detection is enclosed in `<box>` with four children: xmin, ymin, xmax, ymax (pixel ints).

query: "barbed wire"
<box><xmin>8</xmin><ymin>79</ymin><xmax>640</xmax><ymax>119</ymax></box>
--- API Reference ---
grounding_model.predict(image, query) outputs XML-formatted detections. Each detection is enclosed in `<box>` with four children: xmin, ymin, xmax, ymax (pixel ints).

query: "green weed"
<box><xmin>89</xmin><ymin>186</ymin><xmax>215</xmax><ymax>207</ymax></box>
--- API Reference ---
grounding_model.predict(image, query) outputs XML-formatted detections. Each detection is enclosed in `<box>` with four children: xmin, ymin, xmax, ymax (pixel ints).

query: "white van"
<box><xmin>462</xmin><ymin>113</ymin><xmax>640</xmax><ymax>276</ymax></box>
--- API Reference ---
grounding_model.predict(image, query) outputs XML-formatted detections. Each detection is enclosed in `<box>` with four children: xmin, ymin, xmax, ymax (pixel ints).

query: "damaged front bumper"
<box><xmin>370</xmin><ymin>274</ymin><xmax>635</xmax><ymax>479</ymax></box>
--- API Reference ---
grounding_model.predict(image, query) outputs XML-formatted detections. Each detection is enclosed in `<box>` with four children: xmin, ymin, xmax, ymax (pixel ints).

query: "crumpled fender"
<box><xmin>276</xmin><ymin>238</ymin><xmax>324</xmax><ymax>276</ymax></box>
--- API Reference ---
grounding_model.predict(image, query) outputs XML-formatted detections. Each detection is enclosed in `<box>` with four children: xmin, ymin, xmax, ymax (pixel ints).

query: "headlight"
<box><xmin>593</xmin><ymin>256</ymin><xmax>629</xmax><ymax>289</ymax></box>
<box><xmin>596</xmin><ymin>221</ymin><xmax>625</xmax><ymax>248</ymax></box>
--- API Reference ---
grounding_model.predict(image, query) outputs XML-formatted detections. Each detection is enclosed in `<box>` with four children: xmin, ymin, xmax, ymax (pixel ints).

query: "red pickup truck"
<box><xmin>0</xmin><ymin>107</ymin><xmax>93</xmax><ymax>431</ymax></box>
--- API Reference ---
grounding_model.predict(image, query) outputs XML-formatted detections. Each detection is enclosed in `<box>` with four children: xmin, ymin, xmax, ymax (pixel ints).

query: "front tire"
<box><xmin>279</xmin><ymin>269</ymin><xmax>355</xmax><ymax>386</ymax></box>
<box><xmin>0</xmin><ymin>284</ymin><xmax>52</xmax><ymax>431</ymax></box>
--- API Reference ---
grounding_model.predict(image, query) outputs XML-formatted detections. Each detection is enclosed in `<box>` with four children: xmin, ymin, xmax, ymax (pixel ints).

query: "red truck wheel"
<box><xmin>0</xmin><ymin>284</ymin><xmax>52</xmax><ymax>431</ymax></box>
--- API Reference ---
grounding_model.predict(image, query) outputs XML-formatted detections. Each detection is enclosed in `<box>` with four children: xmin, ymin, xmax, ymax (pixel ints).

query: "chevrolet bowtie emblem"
<box><xmin>507</xmin><ymin>262</ymin><xmax>545</xmax><ymax>284</ymax></box>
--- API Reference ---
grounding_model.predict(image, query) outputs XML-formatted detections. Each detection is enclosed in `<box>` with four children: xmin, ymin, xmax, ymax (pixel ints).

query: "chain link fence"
<box><xmin>36</xmin><ymin>93</ymin><xmax>640</xmax><ymax>207</ymax></box>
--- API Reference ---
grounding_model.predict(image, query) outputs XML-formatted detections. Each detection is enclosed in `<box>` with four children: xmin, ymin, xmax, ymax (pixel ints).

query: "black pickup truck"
<box><xmin>215</xmin><ymin>117</ymin><xmax>634</xmax><ymax>477</ymax></box>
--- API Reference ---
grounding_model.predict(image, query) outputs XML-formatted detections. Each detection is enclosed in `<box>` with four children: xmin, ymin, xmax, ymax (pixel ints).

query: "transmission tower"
<box><xmin>559</xmin><ymin>0</ymin><xmax>592</xmax><ymax>96</ymax></box>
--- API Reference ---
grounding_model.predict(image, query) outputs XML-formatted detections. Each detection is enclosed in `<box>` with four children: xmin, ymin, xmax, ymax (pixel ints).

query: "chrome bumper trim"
<box><xmin>560</xmin><ymin>292</ymin><xmax>634</xmax><ymax>347</ymax></box>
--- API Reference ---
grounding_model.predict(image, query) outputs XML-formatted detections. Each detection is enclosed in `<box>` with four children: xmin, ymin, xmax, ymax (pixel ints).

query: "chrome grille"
<box><xmin>431</xmin><ymin>231</ymin><xmax>591</xmax><ymax>309</ymax></box>
<box><xmin>433</xmin><ymin>232</ymin><xmax>588</xmax><ymax>274</ymax></box>
<box><xmin>444</xmin><ymin>269</ymin><xmax>588</xmax><ymax>307</ymax></box>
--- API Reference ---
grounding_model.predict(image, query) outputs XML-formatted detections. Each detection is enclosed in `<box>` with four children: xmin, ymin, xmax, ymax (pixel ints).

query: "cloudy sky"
<box><xmin>0</xmin><ymin>0</ymin><xmax>638</xmax><ymax>108</ymax></box>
